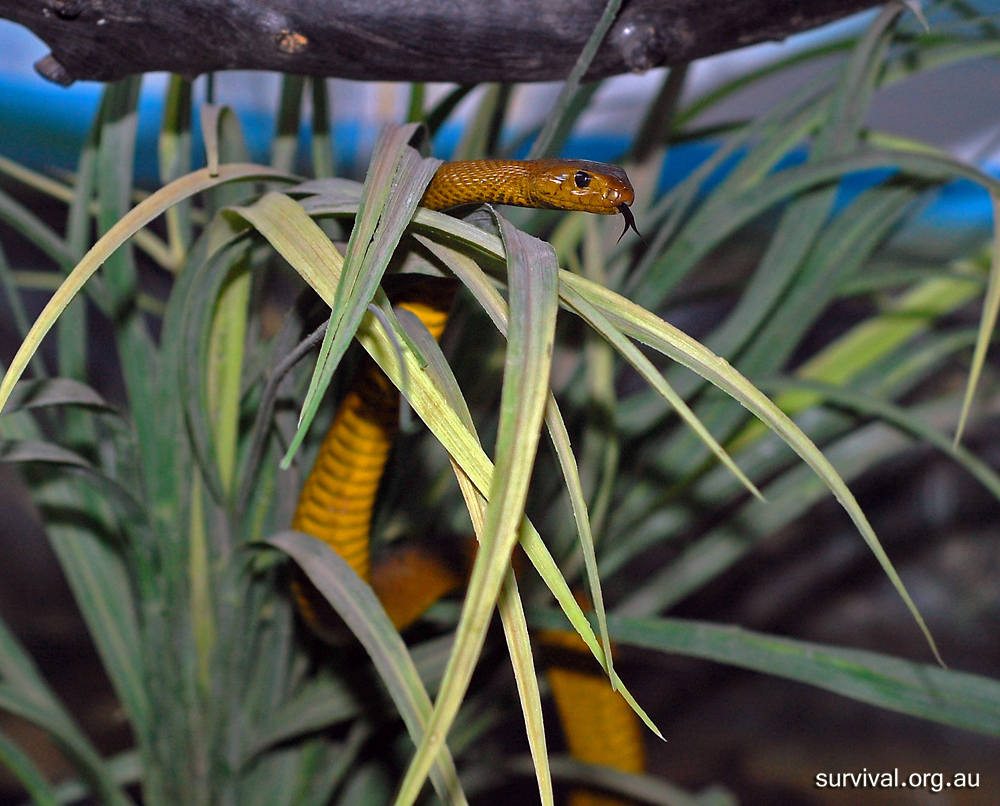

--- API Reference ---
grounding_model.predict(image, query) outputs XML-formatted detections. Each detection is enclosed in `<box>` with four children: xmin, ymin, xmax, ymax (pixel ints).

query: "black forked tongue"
<box><xmin>617</xmin><ymin>203</ymin><xmax>643</xmax><ymax>244</ymax></box>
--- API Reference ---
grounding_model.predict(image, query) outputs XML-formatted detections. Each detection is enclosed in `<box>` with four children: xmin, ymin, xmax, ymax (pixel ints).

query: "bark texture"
<box><xmin>1</xmin><ymin>0</ymin><xmax>881</xmax><ymax>87</ymax></box>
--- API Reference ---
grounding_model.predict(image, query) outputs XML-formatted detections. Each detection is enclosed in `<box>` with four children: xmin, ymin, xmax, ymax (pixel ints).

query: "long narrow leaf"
<box><xmin>0</xmin><ymin>164</ymin><xmax>296</xmax><ymax>415</ymax></box>
<box><xmin>530</xmin><ymin>756</ymin><xmax>733</xmax><ymax>806</ymax></box>
<box><xmin>0</xmin><ymin>243</ymin><xmax>49</xmax><ymax>382</ymax></box>
<box><xmin>393</xmin><ymin>215</ymin><xmax>559</xmax><ymax>806</ymax></box>
<box><xmin>562</xmin><ymin>273</ymin><xmax>944</xmax><ymax>665</ymax></box>
<box><xmin>955</xmin><ymin>192</ymin><xmax>1000</xmax><ymax>442</ymax></box>
<box><xmin>0</xmin><ymin>189</ymin><xmax>78</xmax><ymax>270</ymax></box>
<box><xmin>266</xmin><ymin>531</ymin><xmax>469</xmax><ymax>806</ymax></box>
<box><xmin>400</xmin><ymin>306</ymin><xmax>554</xmax><ymax>806</ymax></box>
<box><xmin>413</xmin><ymin>236</ymin><xmax>616</xmax><ymax>673</ymax></box>
<box><xmin>3</xmin><ymin>379</ymin><xmax>113</xmax><ymax>414</ymax></box>
<box><xmin>0</xmin><ymin>730</ymin><xmax>59</xmax><ymax>806</ymax></box>
<box><xmin>759</xmin><ymin>377</ymin><xmax>1000</xmax><ymax>500</ymax></box>
<box><xmin>282</xmin><ymin>126</ymin><xmax>440</xmax><ymax>466</ymax></box>
<box><xmin>0</xmin><ymin>620</ymin><xmax>134</xmax><ymax>806</ymax></box>
<box><xmin>528</xmin><ymin>0</ymin><xmax>623</xmax><ymax>159</ymax></box>
<box><xmin>558</xmin><ymin>612</ymin><xmax>1000</xmax><ymax>736</ymax></box>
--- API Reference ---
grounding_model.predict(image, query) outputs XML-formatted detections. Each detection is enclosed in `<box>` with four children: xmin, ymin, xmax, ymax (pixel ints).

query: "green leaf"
<box><xmin>528</xmin><ymin>0</ymin><xmax>623</xmax><ymax>159</ymax></box>
<box><xmin>310</xmin><ymin>78</ymin><xmax>335</xmax><ymax>178</ymax></box>
<box><xmin>291</xmin><ymin>729</ymin><xmax>371</xmax><ymax>806</ymax></box>
<box><xmin>0</xmin><ymin>187</ymin><xmax>77</xmax><ymax>271</ymax></box>
<box><xmin>95</xmin><ymin>78</ymin><xmax>143</xmax><ymax>320</ymax></box>
<box><xmin>272</xmin><ymin>75</ymin><xmax>307</xmax><ymax>173</ymax></box>
<box><xmin>0</xmin><ymin>411</ymin><xmax>148</xmax><ymax>761</ymax></box>
<box><xmin>393</xmin><ymin>215</ymin><xmax>559</xmax><ymax>806</ymax></box>
<box><xmin>563</xmin><ymin>274</ymin><xmax>944</xmax><ymax>665</ymax></box>
<box><xmin>177</xmin><ymin>236</ymin><xmax>250</xmax><ymax>504</ymax></box>
<box><xmin>634</xmin><ymin>146</ymin><xmax>999</xmax><ymax>312</ymax></box>
<box><xmin>159</xmin><ymin>75</ymin><xmax>194</xmax><ymax>267</ymax></box>
<box><xmin>534</xmin><ymin>756</ymin><xmax>737</xmax><ymax>806</ymax></box>
<box><xmin>560</xmin><ymin>283</ymin><xmax>763</xmax><ymax>503</ymax></box>
<box><xmin>266</xmin><ymin>531</ymin><xmax>469</xmax><ymax>806</ymax></box>
<box><xmin>3</xmin><ymin>379</ymin><xmax>114</xmax><ymax>414</ymax></box>
<box><xmin>424</xmin><ymin>85</ymin><xmax>477</xmax><ymax>137</ymax></box>
<box><xmin>0</xmin><ymin>619</ymin><xmax>135</xmax><ymax>806</ymax></box>
<box><xmin>452</xmin><ymin>84</ymin><xmax>512</xmax><ymax>161</ymax></box>
<box><xmin>0</xmin><ymin>239</ymin><xmax>50</xmax><ymax>382</ymax></box>
<box><xmin>0</xmin><ymin>730</ymin><xmax>59</xmax><ymax>806</ymax></box>
<box><xmin>0</xmin><ymin>439</ymin><xmax>94</xmax><ymax>469</ymax></box>
<box><xmin>401</xmin><ymin>306</ymin><xmax>553</xmax><ymax>806</ymax></box>
<box><xmin>281</xmin><ymin>125</ymin><xmax>441</xmax><ymax>467</ymax></box>
<box><xmin>756</xmin><ymin>377</ymin><xmax>1000</xmax><ymax>502</ymax></box>
<box><xmin>0</xmin><ymin>163</ymin><xmax>296</xmax><ymax>417</ymax></box>
<box><xmin>246</xmin><ymin>674</ymin><xmax>363</xmax><ymax>760</ymax></box>
<box><xmin>48</xmin><ymin>750</ymin><xmax>143</xmax><ymax>806</ymax></box>
<box><xmin>498</xmin><ymin>572</ymin><xmax>553</xmax><ymax>806</ymax></box>
<box><xmin>205</xmin><ymin>254</ymin><xmax>251</xmax><ymax>495</ymax></box>
<box><xmin>955</xmin><ymin>191</ymin><xmax>1000</xmax><ymax>442</ymax></box>
<box><xmin>655</xmin><ymin>182</ymin><xmax>920</xmax><ymax>478</ymax></box>
<box><xmin>726</xmin><ymin>266</ymin><xmax>983</xmax><ymax>454</ymax></box>
<box><xmin>616</xmin><ymin>394</ymin><xmax>972</xmax><ymax>618</ymax></box>
<box><xmin>565</xmin><ymin>612</ymin><xmax>1000</xmax><ymax>736</ymax></box>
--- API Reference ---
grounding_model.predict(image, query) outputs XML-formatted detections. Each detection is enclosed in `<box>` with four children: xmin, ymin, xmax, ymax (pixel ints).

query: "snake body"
<box><xmin>292</xmin><ymin>159</ymin><xmax>642</xmax><ymax>802</ymax></box>
<box><xmin>292</xmin><ymin>279</ymin><xmax>456</xmax><ymax>585</ymax></box>
<box><xmin>421</xmin><ymin>159</ymin><xmax>634</xmax><ymax>214</ymax></box>
<box><xmin>291</xmin><ymin>277</ymin><xmax>458</xmax><ymax>642</ymax></box>
<box><xmin>539</xmin><ymin>625</ymin><xmax>645</xmax><ymax>806</ymax></box>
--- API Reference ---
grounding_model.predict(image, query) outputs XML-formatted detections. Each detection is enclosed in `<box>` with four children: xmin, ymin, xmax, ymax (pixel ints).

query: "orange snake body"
<box><xmin>292</xmin><ymin>159</ymin><xmax>642</xmax><ymax>803</ymax></box>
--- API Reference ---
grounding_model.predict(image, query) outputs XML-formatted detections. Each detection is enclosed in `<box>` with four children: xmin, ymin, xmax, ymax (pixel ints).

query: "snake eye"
<box><xmin>574</xmin><ymin>171</ymin><xmax>591</xmax><ymax>189</ymax></box>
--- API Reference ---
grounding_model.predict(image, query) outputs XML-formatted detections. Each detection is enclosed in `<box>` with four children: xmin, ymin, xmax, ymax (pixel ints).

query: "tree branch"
<box><xmin>3</xmin><ymin>0</ymin><xmax>881</xmax><ymax>87</ymax></box>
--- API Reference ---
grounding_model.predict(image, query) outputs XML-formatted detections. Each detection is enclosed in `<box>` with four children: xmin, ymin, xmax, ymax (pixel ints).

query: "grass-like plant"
<box><xmin>1</xmin><ymin>2</ymin><xmax>999</xmax><ymax>804</ymax></box>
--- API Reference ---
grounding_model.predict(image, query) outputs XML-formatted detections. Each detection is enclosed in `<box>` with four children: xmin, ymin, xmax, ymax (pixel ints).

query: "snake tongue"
<box><xmin>618</xmin><ymin>203</ymin><xmax>642</xmax><ymax>243</ymax></box>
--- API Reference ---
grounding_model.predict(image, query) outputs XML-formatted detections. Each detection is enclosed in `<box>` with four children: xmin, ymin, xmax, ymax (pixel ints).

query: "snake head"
<box><xmin>528</xmin><ymin>159</ymin><xmax>635</xmax><ymax>214</ymax></box>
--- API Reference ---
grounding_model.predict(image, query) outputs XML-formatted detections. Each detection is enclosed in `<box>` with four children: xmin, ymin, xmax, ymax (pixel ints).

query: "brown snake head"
<box><xmin>526</xmin><ymin>159</ymin><xmax>641</xmax><ymax>241</ymax></box>
<box><xmin>526</xmin><ymin>159</ymin><xmax>635</xmax><ymax>214</ymax></box>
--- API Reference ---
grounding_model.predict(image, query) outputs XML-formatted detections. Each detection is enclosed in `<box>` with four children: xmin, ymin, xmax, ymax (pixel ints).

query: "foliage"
<box><xmin>0</xmin><ymin>1</ymin><xmax>999</xmax><ymax>804</ymax></box>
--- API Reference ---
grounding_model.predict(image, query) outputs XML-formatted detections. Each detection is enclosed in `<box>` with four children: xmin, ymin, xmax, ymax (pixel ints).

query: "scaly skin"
<box><xmin>421</xmin><ymin>159</ymin><xmax>634</xmax><ymax>214</ymax></box>
<box><xmin>538</xmin><ymin>625</ymin><xmax>646</xmax><ymax>806</ymax></box>
<box><xmin>290</xmin><ymin>277</ymin><xmax>456</xmax><ymax>641</ymax></box>
<box><xmin>292</xmin><ymin>160</ymin><xmax>643</xmax><ymax>799</ymax></box>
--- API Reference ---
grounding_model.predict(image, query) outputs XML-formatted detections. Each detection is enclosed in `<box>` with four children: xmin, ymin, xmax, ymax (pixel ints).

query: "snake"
<box><xmin>291</xmin><ymin>159</ymin><xmax>643</xmax><ymax>805</ymax></box>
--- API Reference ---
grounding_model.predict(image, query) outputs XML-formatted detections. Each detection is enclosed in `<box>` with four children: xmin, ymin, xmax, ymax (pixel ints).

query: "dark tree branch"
<box><xmin>2</xmin><ymin>0</ymin><xmax>881</xmax><ymax>87</ymax></box>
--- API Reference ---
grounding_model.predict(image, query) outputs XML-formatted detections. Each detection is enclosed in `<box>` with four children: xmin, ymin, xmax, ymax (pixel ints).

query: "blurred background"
<box><xmin>1</xmin><ymin>3</ymin><xmax>999</xmax><ymax>804</ymax></box>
